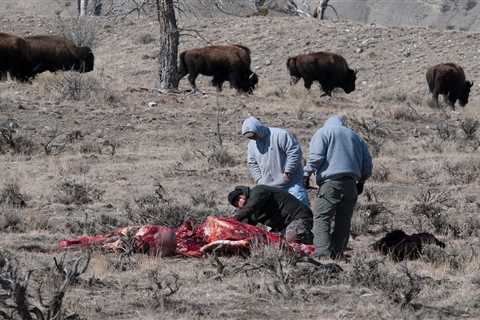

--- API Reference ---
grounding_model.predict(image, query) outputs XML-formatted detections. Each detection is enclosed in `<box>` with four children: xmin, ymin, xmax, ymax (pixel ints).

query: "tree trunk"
<box><xmin>156</xmin><ymin>0</ymin><xmax>179</xmax><ymax>90</ymax></box>
<box><xmin>93</xmin><ymin>0</ymin><xmax>102</xmax><ymax>16</ymax></box>
<box><xmin>79</xmin><ymin>0</ymin><xmax>89</xmax><ymax>16</ymax></box>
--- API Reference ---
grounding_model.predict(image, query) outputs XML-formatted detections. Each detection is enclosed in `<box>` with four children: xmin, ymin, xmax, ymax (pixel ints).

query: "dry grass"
<box><xmin>1</xmin><ymin>7</ymin><xmax>480</xmax><ymax>320</ymax></box>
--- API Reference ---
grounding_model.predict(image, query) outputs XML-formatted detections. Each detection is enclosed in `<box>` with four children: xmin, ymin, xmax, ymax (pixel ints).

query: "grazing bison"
<box><xmin>287</xmin><ymin>51</ymin><xmax>356</xmax><ymax>96</ymax></box>
<box><xmin>426</xmin><ymin>63</ymin><xmax>473</xmax><ymax>110</ymax></box>
<box><xmin>372</xmin><ymin>230</ymin><xmax>445</xmax><ymax>262</ymax></box>
<box><xmin>25</xmin><ymin>35</ymin><xmax>94</xmax><ymax>75</ymax></box>
<box><xmin>0</xmin><ymin>32</ymin><xmax>33</xmax><ymax>82</ymax></box>
<box><xmin>178</xmin><ymin>44</ymin><xmax>258</xmax><ymax>94</ymax></box>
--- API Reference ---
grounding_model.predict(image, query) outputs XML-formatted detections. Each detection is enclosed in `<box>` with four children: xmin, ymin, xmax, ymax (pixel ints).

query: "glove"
<box><xmin>356</xmin><ymin>182</ymin><xmax>364</xmax><ymax>195</ymax></box>
<box><xmin>303</xmin><ymin>176</ymin><xmax>311</xmax><ymax>189</ymax></box>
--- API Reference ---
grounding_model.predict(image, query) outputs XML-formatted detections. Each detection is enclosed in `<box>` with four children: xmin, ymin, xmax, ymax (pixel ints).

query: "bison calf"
<box><xmin>372</xmin><ymin>229</ymin><xmax>445</xmax><ymax>262</ymax></box>
<box><xmin>25</xmin><ymin>35</ymin><xmax>94</xmax><ymax>75</ymax></box>
<box><xmin>426</xmin><ymin>63</ymin><xmax>473</xmax><ymax>110</ymax></box>
<box><xmin>178</xmin><ymin>44</ymin><xmax>258</xmax><ymax>94</ymax></box>
<box><xmin>0</xmin><ymin>32</ymin><xmax>33</xmax><ymax>82</ymax></box>
<box><xmin>287</xmin><ymin>51</ymin><xmax>356</xmax><ymax>96</ymax></box>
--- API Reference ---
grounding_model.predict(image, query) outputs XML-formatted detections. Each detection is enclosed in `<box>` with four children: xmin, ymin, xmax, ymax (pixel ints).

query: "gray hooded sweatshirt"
<box><xmin>304</xmin><ymin>115</ymin><xmax>373</xmax><ymax>183</ymax></box>
<box><xmin>242</xmin><ymin>117</ymin><xmax>304</xmax><ymax>188</ymax></box>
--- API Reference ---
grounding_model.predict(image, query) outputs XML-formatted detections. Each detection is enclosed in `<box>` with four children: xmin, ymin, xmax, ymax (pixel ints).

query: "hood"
<box><xmin>241</xmin><ymin>116</ymin><xmax>269</xmax><ymax>138</ymax></box>
<box><xmin>227</xmin><ymin>186</ymin><xmax>250</xmax><ymax>206</ymax></box>
<box><xmin>323</xmin><ymin>115</ymin><xmax>346</xmax><ymax>128</ymax></box>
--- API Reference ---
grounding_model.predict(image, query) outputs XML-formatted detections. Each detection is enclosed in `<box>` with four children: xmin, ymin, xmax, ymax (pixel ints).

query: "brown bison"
<box><xmin>178</xmin><ymin>44</ymin><xmax>258</xmax><ymax>94</ymax></box>
<box><xmin>25</xmin><ymin>35</ymin><xmax>94</xmax><ymax>75</ymax></box>
<box><xmin>0</xmin><ymin>32</ymin><xmax>33</xmax><ymax>82</ymax></box>
<box><xmin>286</xmin><ymin>51</ymin><xmax>356</xmax><ymax>96</ymax></box>
<box><xmin>426</xmin><ymin>63</ymin><xmax>473</xmax><ymax>110</ymax></box>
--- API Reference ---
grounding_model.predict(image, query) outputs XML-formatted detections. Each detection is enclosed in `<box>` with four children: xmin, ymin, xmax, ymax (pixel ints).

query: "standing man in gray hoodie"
<box><xmin>304</xmin><ymin>115</ymin><xmax>373</xmax><ymax>259</ymax></box>
<box><xmin>241</xmin><ymin>116</ymin><xmax>309</xmax><ymax>205</ymax></box>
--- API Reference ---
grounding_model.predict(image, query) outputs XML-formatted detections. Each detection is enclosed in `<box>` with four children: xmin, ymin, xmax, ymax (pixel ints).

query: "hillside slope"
<box><xmin>1</xmin><ymin>2</ymin><xmax>480</xmax><ymax>320</ymax></box>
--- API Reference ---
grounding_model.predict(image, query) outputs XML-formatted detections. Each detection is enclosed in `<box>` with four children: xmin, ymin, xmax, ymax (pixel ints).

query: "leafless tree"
<box><xmin>201</xmin><ymin>0</ymin><xmax>312</xmax><ymax>17</ymax></box>
<box><xmin>156</xmin><ymin>0</ymin><xmax>179</xmax><ymax>90</ymax></box>
<box><xmin>77</xmin><ymin>0</ymin><xmax>102</xmax><ymax>16</ymax></box>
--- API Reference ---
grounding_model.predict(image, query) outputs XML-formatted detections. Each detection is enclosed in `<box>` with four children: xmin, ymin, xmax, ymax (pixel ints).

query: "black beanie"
<box><xmin>227</xmin><ymin>186</ymin><xmax>250</xmax><ymax>206</ymax></box>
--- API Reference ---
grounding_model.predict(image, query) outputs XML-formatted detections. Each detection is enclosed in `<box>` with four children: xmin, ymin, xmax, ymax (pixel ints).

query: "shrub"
<box><xmin>0</xmin><ymin>208</ymin><xmax>22</xmax><ymax>231</ymax></box>
<box><xmin>137</xmin><ymin>33</ymin><xmax>156</xmax><ymax>45</ymax></box>
<box><xmin>444</xmin><ymin>159</ymin><xmax>480</xmax><ymax>184</ymax></box>
<box><xmin>207</xmin><ymin>147</ymin><xmax>237</xmax><ymax>168</ymax></box>
<box><xmin>56</xmin><ymin>15</ymin><xmax>96</xmax><ymax>48</ymax></box>
<box><xmin>371</xmin><ymin>163</ymin><xmax>390</xmax><ymax>182</ymax></box>
<box><xmin>460</xmin><ymin>118</ymin><xmax>479</xmax><ymax>140</ymax></box>
<box><xmin>434</xmin><ymin>121</ymin><xmax>456</xmax><ymax>141</ymax></box>
<box><xmin>54</xmin><ymin>178</ymin><xmax>104</xmax><ymax>205</ymax></box>
<box><xmin>390</xmin><ymin>105</ymin><xmax>419</xmax><ymax>122</ymax></box>
<box><xmin>190</xmin><ymin>191</ymin><xmax>217</xmax><ymax>209</ymax></box>
<box><xmin>0</xmin><ymin>183</ymin><xmax>27</xmax><ymax>208</ymax></box>
<box><xmin>348</xmin><ymin>255</ymin><xmax>423</xmax><ymax>307</ymax></box>
<box><xmin>127</xmin><ymin>192</ymin><xmax>193</xmax><ymax>227</ymax></box>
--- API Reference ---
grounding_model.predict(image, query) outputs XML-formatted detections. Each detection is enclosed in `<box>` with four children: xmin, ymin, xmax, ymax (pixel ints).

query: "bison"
<box><xmin>372</xmin><ymin>230</ymin><xmax>445</xmax><ymax>262</ymax></box>
<box><xmin>177</xmin><ymin>44</ymin><xmax>258</xmax><ymax>94</ymax></box>
<box><xmin>286</xmin><ymin>51</ymin><xmax>356</xmax><ymax>96</ymax></box>
<box><xmin>426</xmin><ymin>63</ymin><xmax>473</xmax><ymax>110</ymax></box>
<box><xmin>25</xmin><ymin>35</ymin><xmax>94</xmax><ymax>75</ymax></box>
<box><xmin>0</xmin><ymin>32</ymin><xmax>33</xmax><ymax>82</ymax></box>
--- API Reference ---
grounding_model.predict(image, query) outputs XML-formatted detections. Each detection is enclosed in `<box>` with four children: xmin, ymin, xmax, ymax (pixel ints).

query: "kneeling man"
<box><xmin>228</xmin><ymin>185</ymin><xmax>313</xmax><ymax>244</ymax></box>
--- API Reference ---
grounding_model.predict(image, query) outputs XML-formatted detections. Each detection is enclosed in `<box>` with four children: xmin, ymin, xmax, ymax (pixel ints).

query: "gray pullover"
<box><xmin>242</xmin><ymin>117</ymin><xmax>304</xmax><ymax>188</ymax></box>
<box><xmin>304</xmin><ymin>115</ymin><xmax>373</xmax><ymax>183</ymax></box>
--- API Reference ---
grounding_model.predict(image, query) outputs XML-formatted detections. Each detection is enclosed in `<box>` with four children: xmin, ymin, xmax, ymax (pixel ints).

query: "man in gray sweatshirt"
<box><xmin>304</xmin><ymin>115</ymin><xmax>373</xmax><ymax>259</ymax></box>
<box><xmin>241</xmin><ymin>116</ymin><xmax>309</xmax><ymax>205</ymax></box>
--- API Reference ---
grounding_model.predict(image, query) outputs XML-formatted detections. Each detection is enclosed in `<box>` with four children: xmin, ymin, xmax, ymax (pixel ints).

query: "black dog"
<box><xmin>372</xmin><ymin>230</ymin><xmax>445</xmax><ymax>261</ymax></box>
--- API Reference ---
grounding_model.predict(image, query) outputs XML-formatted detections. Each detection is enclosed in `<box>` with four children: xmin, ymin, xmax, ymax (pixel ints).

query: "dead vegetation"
<box><xmin>1</xmin><ymin>3</ymin><xmax>480</xmax><ymax>319</ymax></box>
<box><xmin>54</xmin><ymin>177</ymin><xmax>104</xmax><ymax>205</ymax></box>
<box><xmin>0</xmin><ymin>250</ymin><xmax>90</xmax><ymax>320</ymax></box>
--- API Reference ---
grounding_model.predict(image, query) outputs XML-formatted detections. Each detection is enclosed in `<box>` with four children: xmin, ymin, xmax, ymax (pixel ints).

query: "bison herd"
<box><xmin>0</xmin><ymin>32</ymin><xmax>94</xmax><ymax>81</ymax></box>
<box><xmin>179</xmin><ymin>44</ymin><xmax>474</xmax><ymax>109</ymax></box>
<box><xmin>0</xmin><ymin>30</ymin><xmax>475</xmax><ymax>109</ymax></box>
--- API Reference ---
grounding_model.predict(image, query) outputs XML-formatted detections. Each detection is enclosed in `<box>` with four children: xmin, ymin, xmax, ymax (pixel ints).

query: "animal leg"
<box><xmin>432</xmin><ymin>90</ymin><xmax>440</xmax><ymax>109</ymax></box>
<box><xmin>229</xmin><ymin>72</ymin><xmax>245</xmax><ymax>94</ymax></box>
<box><xmin>447</xmin><ymin>92</ymin><xmax>456</xmax><ymax>111</ymax></box>
<box><xmin>187</xmin><ymin>73</ymin><xmax>198</xmax><ymax>93</ymax></box>
<box><xmin>303</xmin><ymin>79</ymin><xmax>313</xmax><ymax>90</ymax></box>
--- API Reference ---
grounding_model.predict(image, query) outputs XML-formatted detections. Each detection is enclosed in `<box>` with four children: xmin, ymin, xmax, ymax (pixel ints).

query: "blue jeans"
<box><xmin>287</xmin><ymin>183</ymin><xmax>310</xmax><ymax>206</ymax></box>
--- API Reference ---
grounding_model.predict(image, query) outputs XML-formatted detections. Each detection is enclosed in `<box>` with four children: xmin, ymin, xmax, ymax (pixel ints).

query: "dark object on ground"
<box><xmin>286</xmin><ymin>51</ymin><xmax>356</xmax><ymax>96</ymax></box>
<box><xmin>0</xmin><ymin>32</ymin><xmax>33</xmax><ymax>81</ymax></box>
<box><xmin>426</xmin><ymin>63</ymin><xmax>473</xmax><ymax>110</ymax></box>
<box><xmin>25</xmin><ymin>35</ymin><xmax>94</xmax><ymax>75</ymax></box>
<box><xmin>178</xmin><ymin>44</ymin><xmax>258</xmax><ymax>94</ymax></box>
<box><xmin>372</xmin><ymin>229</ymin><xmax>445</xmax><ymax>261</ymax></box>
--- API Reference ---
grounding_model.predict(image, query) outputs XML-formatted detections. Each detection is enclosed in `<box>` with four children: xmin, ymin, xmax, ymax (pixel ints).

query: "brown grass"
<box><xmin>0</xmin><ymin>6</ymin><xmax>480</xmax><ymax>320</ymax></box>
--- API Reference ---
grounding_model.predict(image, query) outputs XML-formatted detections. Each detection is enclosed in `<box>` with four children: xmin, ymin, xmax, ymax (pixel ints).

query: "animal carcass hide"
<box><xmin>60</xmin><ymin>216</ymin><xmax>316</xmax><ymax>257</ymax></box>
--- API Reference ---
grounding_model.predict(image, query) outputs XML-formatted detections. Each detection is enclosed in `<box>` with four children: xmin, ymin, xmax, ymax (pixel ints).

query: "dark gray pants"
<box><xmin>313</xmin><ymin>178</ymin><xmax>358</xmax><ymax>257</ymax></box>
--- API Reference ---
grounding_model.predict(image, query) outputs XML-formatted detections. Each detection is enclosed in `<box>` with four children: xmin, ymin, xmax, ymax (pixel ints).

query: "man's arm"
<box><xmin>361</xmin><ymin>141</ymin><xmax>373</xmax><ymax>182</ymax></box>
<box><xmin>233</xmin><ymin>188</ymin><xmax>270</xmax><ymax>224</ymax></box>
<box><xmin>303</xmin><ymin>129</ymin><xmax>328</xmax><ymax>176</ymax></box>
<box><xmin>247</xmin><ymin>143</ymin><xmax>263</xmax><ymax>183</ymax></box>
<box><xmin>282</xmin><ymin>131</ymin><xmax>302</xmax><ymax>175</ymax></box>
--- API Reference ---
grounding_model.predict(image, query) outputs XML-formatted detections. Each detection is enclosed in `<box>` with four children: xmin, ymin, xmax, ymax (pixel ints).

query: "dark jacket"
<box><xmin>234</xmin><ymin>185</ymin><xmax>313</xmax><ymax>232</ymax></box>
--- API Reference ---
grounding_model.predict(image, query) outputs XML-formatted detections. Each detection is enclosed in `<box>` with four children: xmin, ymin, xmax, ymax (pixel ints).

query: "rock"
<box><xmin>148</xmin><ymin>101</ymin><xmax>157</xmax><ymax>108</ymax></box>
<box><xmin>355</xmin><ymin>47</ymin><xmax>363</xmax><ymax>53</ymax></box>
